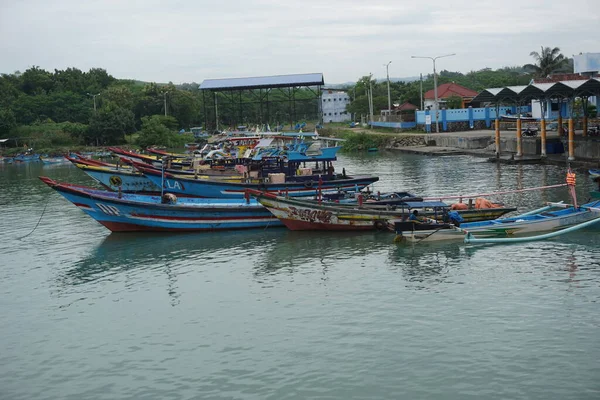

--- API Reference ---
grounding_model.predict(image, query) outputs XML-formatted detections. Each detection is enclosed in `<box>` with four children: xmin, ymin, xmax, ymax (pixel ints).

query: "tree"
<box><xmin>0</xmin><ymin>108</ymin><xmax>16</xmax><ymax>137</ymax></box>
<box><xmin>446</xmin><ymin>95</ymin><xmax>463</xmax><ymax>109</ymax></box>
<box><xmin>136</xmin><ymin>115</ymin><xmax>175</xmax><ymax>148</ymax></box>
<box><xmin>524</xmin><ymin>46</ymin><xmax>570</xmax><ymax>78</ymax></box>
<box><xmin>87</xmin><ymin>102</ymin><xmax>135</xmax><ymax>145</ymax></box>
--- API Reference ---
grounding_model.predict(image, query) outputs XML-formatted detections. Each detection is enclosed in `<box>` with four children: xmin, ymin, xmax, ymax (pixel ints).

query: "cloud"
<box><xmin>0</xmin><ymin>0</ymin><xmax>597</xmax><ymax>84</ymax></box>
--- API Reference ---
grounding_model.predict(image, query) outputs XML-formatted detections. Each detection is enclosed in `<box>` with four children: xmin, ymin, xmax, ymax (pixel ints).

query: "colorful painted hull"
<box><xmin>41</xmin><ymin>156</ymin><xmax>69</xmax><ymax>164</ymax></box>
<box><xmin>39</xmin><ymin>177</ymin><xmax>282</xmax><ymax>232</ymax></box>
<box><xmin>250</xmin><ymin>190</ymin><xmax>414</xmax><ymax>231</ymax></box>
<box><xmin>73</xmin><ymin>163</ymin><xmax>161</xmax><ymax>192</ymax></box>
<box><xmin>393</xmin><ymin>201</ymin><xmax>600</xmax><ymax>242</ymax></box>
<box><xmin>140</xmin><ymin>167</ymin><xmax>380</xmax><ymax>199</ymax></box>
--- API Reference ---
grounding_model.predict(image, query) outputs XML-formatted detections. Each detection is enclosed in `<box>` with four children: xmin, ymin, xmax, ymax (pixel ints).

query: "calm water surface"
<box><xmin>1</xmin><ymin>153</ymin><xmax>599</xmax><ymax>399</ymax></box>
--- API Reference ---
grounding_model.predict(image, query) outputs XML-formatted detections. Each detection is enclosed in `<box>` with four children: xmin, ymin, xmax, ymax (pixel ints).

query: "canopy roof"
<box><xmin>472</xmin><ymin>78</ymin><xmax>600</xmax><ymax>104</ymax></box>
<box><xmin>200</xmin><ymin>73</ymin><xmax>324</xmax><ymax>91</ymax></box>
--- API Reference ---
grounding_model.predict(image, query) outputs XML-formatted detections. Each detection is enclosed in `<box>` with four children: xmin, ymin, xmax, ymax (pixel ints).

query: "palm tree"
<box><xmin>524</xmin><ymin>46</ymin><xmax>571</xmax><ymax>78</ymax></box>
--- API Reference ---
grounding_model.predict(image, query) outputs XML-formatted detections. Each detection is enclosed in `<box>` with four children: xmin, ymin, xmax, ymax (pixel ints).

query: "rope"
<box><xmin>421</xmin><ymin>183</ymin><xmax>568</xmax><ymax>201</ymax></box>
<box><xmin>18</xmin><ymin>196</ymin><xmax>50</xmax><ymax>240</ymax></box>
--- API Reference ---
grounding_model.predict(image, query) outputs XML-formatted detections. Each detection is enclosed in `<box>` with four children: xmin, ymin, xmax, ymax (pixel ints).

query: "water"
<box><xmin>1</xmin><ymin>154</ymin><xmax>599</xmax><ymax>400</ymax></box>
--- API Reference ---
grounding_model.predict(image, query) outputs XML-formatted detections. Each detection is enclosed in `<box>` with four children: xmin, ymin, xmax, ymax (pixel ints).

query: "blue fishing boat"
<box><xmin>39</xmin><ymin>177</ymin><xmax>282</xmax><ymax>232</ymax></box>
<box><xmin>70</xmin><ymin>161</ymin><xmax>161</xmax><ymax>192</ymax></box>
<box><xmin>138</xmin><ymin>165</ymin><xmax>380</xmax><ymax>198</ymax></box>
<box><xmin>392</xmin><ymin>200</ymin><xmax>600</xmax><ymax>242</ymax></box>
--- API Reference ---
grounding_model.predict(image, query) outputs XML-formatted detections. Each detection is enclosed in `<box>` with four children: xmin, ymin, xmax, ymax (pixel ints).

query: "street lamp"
<box><xmin>162</xmin><ymin>91</ymin><xmax>170</xmax><ymax>117</ymax></box>
<box><xmin>87</xmin><ymin>92</ymin><xmax>100</xmax><ymax>113</ymax></box>
<box><xmin>384</xmin><ymin>61</ymin><xmax>392</xmax><ymax>117</ymax></box>
<box><xmin>411</xmin><ymin>53</ymin><xmax>456</xmax><ymax>133</ymax></box>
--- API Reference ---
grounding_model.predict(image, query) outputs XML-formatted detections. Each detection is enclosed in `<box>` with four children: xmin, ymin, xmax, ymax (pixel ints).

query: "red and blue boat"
<box><xmin>137</xmin><ymin>165</ymin><xmax>379</xmax><ymax>199</ymax></box>
<box><xmin>39</xmin><ymin>177</ymin><xmax>282</xmax><ymax>232</ymax></box>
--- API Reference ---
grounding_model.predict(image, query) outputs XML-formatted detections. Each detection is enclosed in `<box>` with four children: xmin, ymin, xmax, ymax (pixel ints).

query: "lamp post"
<box><xmin>384</xmin><ymin>61</ymin><xmax>392</xmax><ymax>117</ymax></box>
<box><xmin>87</xmin><ymin>92</ymin><xmax>100</xmax><ymax>113</ymax></box>
<box><xmin>411</xmin><ymin>53</ymin><xmax>456</xmax><ymax>133</ymax></box>
<box><xmin>368</xmin><ymin>73</ymin><xmax>374</xmax><ymax>128</ymax></box>
<box><xmin>162</xmin><ymin>91</ymin><xmax>170</xmax><ymax>117</ymax></box>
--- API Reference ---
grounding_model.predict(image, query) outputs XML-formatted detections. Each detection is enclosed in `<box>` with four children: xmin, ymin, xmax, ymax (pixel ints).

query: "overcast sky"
<box><xmin>0</xmin><ymin>0</ymin><xmax>597</xmax><ymax>85</ymax></box>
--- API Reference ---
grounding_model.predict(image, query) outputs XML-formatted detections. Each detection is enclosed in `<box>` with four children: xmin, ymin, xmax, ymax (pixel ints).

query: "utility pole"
<box><xmin>411</xmin><ymin>54</ymin><xmax>456</xmax><ymax>133</ymax></box>
<box><xmin>384</xmin><ymin>61</ymin><xmax>392</xmax><ymax>118</ymax></box>
<box><xmin>419</xmin><ymin>73</ymin><xmax>423</xmax><ymax>110</ymax></box>
<box><xmin>87</xmin><ymin>92</ymin><xmax>100</xmax><ymax>113</ymax></box>
<box><xmin>368</xmin><ymin>73</ymin><xmax>374</xmax><ymax>128</ymax></box>
<box><xmin>163</xmin><ymin>91</ymin><xmax>170</xmax><ymax>117</ymax></box>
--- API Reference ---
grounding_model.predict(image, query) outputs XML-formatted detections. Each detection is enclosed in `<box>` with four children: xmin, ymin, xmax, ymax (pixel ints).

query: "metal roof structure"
<box><xmin>472</xmin><ymin>78</ymin><xmax>600</xmax><ymax>104</ymax></box>
<box><xmin>200</xmin><ymin>73</ymin><xmax>324</xmax><ymax>91</ymax></box>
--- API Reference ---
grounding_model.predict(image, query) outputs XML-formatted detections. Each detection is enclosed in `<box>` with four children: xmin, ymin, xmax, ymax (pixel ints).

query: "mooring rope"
<box><xmin>18</xmin><ymin>196</ymin><xmax>50</xmax><ymax>240</ymax></box>
<box><xmin>422</xmin><ymin>183</ymin><xmax>568</xmax><ymax>201</ymax></box>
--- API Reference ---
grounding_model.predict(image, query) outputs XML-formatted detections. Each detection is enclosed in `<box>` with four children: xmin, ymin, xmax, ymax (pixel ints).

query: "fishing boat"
<box><xmin>108</xmin><ymin>147</ymin><xmax>194</xmax><ymax>169</ymax></box>
<box><xmin>391</xmin><ymin>200</ymin><xmax>600</xmax><ymax>242</ymax></box>
<box><xmin>500</xmin><ymin>114</ymin><xmax>537</xmax><ymax>122</ymax></box>
<box><xmin>246</xmin><ymin>190</ymin><xmax>506</xmax><ymax>231</ymax></box>
<box><xmin>317</xmin><ymin>190</ymin><xmax>516</xmax><ymax>222</ymax></box>
<box><xmin>40</xmin><ymin>155</ymin><xmax>69</xmax><ymax>164</ymax></box>
<box><xmin>69</xmin><ymin>160</ymin><xmax>161</xmax><ymax>192</ymax></box>
<box><xmin>39</xmin><ymin>177</ymin><xmax>282</xmax><ymax>232</ymax></box>
<box><xmin>139</xmin><ymin>165</ymin><xmax>379</xmax><ymax>199</ymax></box>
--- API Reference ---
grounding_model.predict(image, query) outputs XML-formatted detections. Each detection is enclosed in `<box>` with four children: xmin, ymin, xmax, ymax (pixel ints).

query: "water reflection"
<box><xmin>253</xmin><ymin>230</ymin><xmax>391</xmax><ymax>278</ymax></box>
<box><xmin>386</xmin><ymin>241</ymin><xmax>477</xmax><ymax>288</ymax></box>
<box><xmin>58</xmin><ymin>229</ymin><xmax>287</xmax><ymax>288</ymax></box>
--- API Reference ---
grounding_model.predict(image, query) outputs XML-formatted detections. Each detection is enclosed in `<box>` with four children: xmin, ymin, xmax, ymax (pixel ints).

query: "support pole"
<box><xmin>516</xmin><ymin>117</ymin><xmax>522</xmax><ymax>157</ymax></box>
<box><xmin>558</xmin><ymin>113</ymin><xmax>563</xmax><ymax>137</ymax></box>
<box><xmin>540</xmin><ymin>98</ymin><xmax>547</xmax><ymax>157</ymax></box>
<box><xmin>494</xmin><ymin>117</ymin><xmax>500</xmax><ymax>157</ymax></box>
<box><xmin>568</xmin><ymin>117</ymin><xmax>575</xmax><ymax>161</ymax></box>
<box><xmin>583</xmin><ymin>115</ymin><xmax>588</xmax><ymax>137</ymax></box>
<box><xmin>541</xmin><ymin>119</ymin><xmax>547</xmax><ymax>157</ymax></box>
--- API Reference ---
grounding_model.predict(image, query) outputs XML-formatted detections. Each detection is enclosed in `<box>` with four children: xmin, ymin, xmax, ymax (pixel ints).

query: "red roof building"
<box><xmin>424</xmin><ymin>83</ymin><xmax>478</xmax><ymax>108</ymax></box>
<box><xmin>393</xmin><ymin>102</ymin><xmax>418</xmax><ymax>112</ymax></box>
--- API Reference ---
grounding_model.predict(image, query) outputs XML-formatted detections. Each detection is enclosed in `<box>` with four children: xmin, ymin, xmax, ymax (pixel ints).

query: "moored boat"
<box><xmin>391</xmin><ymin>200</ymin><xmax>600</xmax><ymax>242</ymax></box>
<box><xmin>248</xmin><ymin>190</ymin><xmax>506</xmax><ymax>231</ymax></box>
<box><xmin>140</xmin><ymin>166</ymin><xmax>380</xmax><ymax>198</ymax></box>
<box><xmin>39</xmin><ymin>177</ymin><xmax>282</xmax><ymax>232</ymax></box>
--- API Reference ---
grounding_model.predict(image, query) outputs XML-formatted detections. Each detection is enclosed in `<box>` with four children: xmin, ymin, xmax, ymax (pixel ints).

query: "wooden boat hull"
<box><xmin>393</xmin><ymin>201</ymin><xmax>600</xmax><ymax>242</ymax></box>
<box><xmin>74</xmin><ymin>164</ymin><xmax>161</xmax><ymax>192</ymax></box>
<box><xmin>251</xmin><ymin>190</ymin><xmax>428</xmax><ymax>231</ymax></box>
<box><xmin>141</xmin><ymin>167</ymin><xmax>380</xmax><ymax>199</ymax></box>
<box><xmin>39</xmin><ymin>177</ymin><xmax>282</xmax><ymax>232</ymax></box>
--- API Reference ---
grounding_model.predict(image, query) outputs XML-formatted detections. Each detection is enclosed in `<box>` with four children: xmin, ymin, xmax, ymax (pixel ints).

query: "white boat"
<box><xmin>392</xmin><ymin>201</ymin><xmax>600</xmax><ymax>243</ymax></box>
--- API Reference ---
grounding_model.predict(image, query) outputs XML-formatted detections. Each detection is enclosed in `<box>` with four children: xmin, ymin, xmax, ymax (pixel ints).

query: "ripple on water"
<box><xmin>1</xmin><ymin>158</ymin><xmax>600</xmax><ymax>400</ymax></box>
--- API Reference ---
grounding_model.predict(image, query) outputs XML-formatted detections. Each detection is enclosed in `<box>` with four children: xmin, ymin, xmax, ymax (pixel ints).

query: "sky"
<box><xmin>0</xmin><ymin>0</ymin><xmax>597</xmax><ymax>85</ymax></box>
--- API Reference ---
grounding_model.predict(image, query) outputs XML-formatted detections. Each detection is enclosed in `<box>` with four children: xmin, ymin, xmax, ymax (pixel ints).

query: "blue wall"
<box><xmin>415</xmin><ymin>106</ymin><xmax>531</xmax><ymax>125</ymax></box>
<box><xmin>370</xmin><ymin>121</ymin><xmax>417</xmax><ymax>129</ymax></box>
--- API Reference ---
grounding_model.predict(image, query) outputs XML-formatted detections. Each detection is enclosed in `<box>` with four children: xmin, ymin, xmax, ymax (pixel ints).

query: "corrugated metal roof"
<box><xmin>200</xmin><ymin>73</ymin><xmax>324</xmax><ymax>90</ymax></box>
<box><xmin>473</xmin><ymin>78</ymin><xmax>600</xmax><ymax>103</ymax></box>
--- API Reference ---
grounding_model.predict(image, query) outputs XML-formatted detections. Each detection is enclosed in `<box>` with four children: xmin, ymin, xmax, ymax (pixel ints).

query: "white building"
<box><xmin>321</xmin><ymin>90</ymin><xmax>351</xmax><ymax>123</ymax></box>
<box><xmin>574</xmin><ymin>53</ymin><xmax>600</xmax><ymax>76</ymax></box>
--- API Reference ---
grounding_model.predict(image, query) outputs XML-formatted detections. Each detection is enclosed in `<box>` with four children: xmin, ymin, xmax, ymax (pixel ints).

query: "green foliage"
<box><xmin>445</xmin><ymin>95</ymin><xmax>463</xmax><ymax>109</ymax></box>
<box><xmin>9</xmin><ymin>121</ymin><xmax>87</xmax><ymax>147</ymax></box>
<box><xmin>0</xmin><ymin>108</ymin><xmax>16</xmax><ymax>137</ymax></box>
<box><xmin>87</xmin><ymin>102</ymin><xmax>136</xmax><ymax>145</ymax></box>
<box><xmin>523</xmin><ymin>46</ymin><xmax>571</xmax><ymax>77</ymax></box>
<box><xmin>328</xmin><ymin>132</ymin><xmax>390</xmax><ymax>151</ymax></box>
<box><xmin>136</xmin><ymin>115</ymin><xmax>191</xmax><ymax>148</ymax></box>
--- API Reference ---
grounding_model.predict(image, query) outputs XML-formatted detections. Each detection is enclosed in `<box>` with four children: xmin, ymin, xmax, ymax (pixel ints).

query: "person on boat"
<box><xmin>408</xmin><ymin>210</ymin><xmax>423</xmax><ymax>222</ymax></box>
